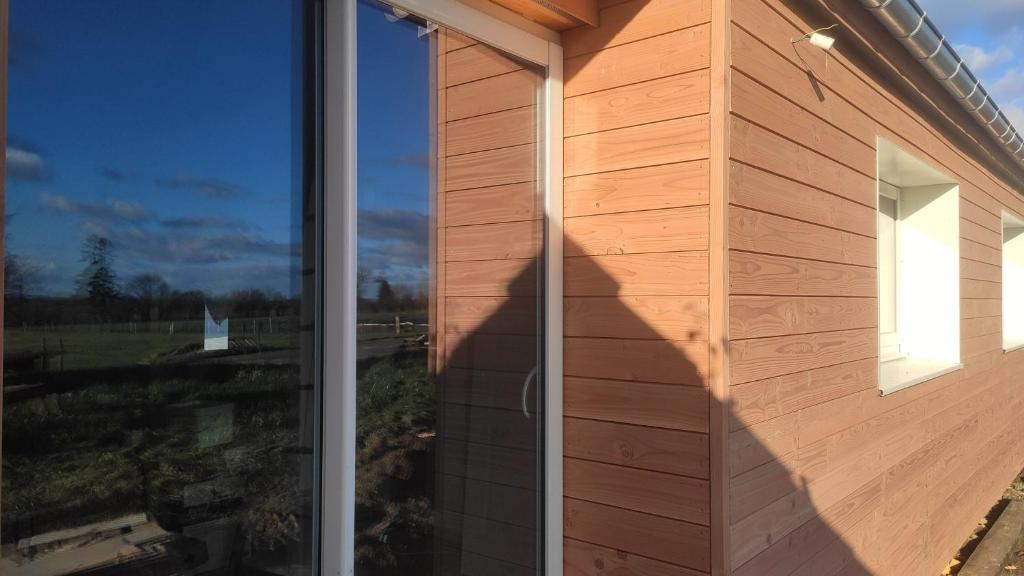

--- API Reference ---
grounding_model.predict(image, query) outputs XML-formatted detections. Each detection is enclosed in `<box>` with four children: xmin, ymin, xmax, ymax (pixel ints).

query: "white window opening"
<box><xmin>1003</xmin><ymin>212</ymin><xmax>1024</xmax><ymax>351</ymax></box>
<box><xmin>876</xmin><ymin>138</ymin><xmax>961</xmax><ymax>395</ymax></box>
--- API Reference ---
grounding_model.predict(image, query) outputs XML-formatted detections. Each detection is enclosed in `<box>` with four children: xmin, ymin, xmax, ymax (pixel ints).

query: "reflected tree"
<box><xmin>76</xmin><ymin>234</ymin><xmax>118</xmax><ymax>306</ymax></box>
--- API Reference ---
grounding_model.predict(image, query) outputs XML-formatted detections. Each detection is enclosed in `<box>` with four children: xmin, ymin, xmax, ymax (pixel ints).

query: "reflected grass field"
<box><xmin>5</xmin><ymin>322</ymin><xmax>296</xmax><ymax>372</ymax></box>
<box><xmin>2</xmin><ymin>323</ymin><xmax>308</xmax><ymax>558</ymax></box>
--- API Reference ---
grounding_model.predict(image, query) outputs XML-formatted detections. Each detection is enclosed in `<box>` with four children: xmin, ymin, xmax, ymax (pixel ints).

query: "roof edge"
<box><xmin>860</xmin><ymin>0</ymin><xmax>1024</xmax><ymax>171</ymax></box>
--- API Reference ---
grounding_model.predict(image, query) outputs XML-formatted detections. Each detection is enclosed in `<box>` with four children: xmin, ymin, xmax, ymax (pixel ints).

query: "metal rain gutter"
<box><xmin>860</xmin><ymin>0</ymin><xmax>1024</xmax><ymax>170</ymax></box>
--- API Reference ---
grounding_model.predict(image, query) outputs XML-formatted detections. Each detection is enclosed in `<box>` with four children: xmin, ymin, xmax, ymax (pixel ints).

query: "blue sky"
<box><xmin>7</xmin><ymin>2</ymin><xmax>1017</xmax><ymax>298</ymax></box>
<box><xmin>920</xmin><ymin>0</ymin><xmax>1024</xmax><ymax>127</ymax></box>
<box><xmin>356</xmin><ymin>0</ymin><xmax>431</xmax><ymax>293</ymax></box>
<box><xmin>5</xmin><ymin>0</ymin><xmax>305</xmax><ymax>296</ymax></box>
<box><xmin>4</xmin><ymin>0</ymin><xmax>433</xmax><ymax>298</ymax></box>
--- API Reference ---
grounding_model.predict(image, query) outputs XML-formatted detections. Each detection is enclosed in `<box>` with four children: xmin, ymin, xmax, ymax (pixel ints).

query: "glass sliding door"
<box><xmin>2</xmin><ymin>2</ymin><xmax>319</xmax><ymax>574</ymax></box>
<box><xmin>353</xmin><ymin>1</ymin><xmax>548</xmax><ymax>573</ymax></box>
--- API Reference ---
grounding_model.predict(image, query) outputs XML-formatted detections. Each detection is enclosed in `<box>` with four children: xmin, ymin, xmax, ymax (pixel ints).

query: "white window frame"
<box><xmin>1002</xmin><ymin>211</ymin><xmax>1024</xmax><ymax>352</ymax></box>
<box><xmin>875</xmin><ymin>138</ymin><xmax>962</xmax><ymax>396</ymax></box>
<box><xmin>323</xmin><ymin>2</ymin><xmax>564</xmax><ymax>574</ymax></box>
<box><xmin>878</xmin><ymin>183</ymin><xmax>902</xmax><ymax>362</ymax></box>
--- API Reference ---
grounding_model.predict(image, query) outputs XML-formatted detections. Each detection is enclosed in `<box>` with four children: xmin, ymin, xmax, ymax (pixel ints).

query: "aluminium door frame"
<box><xmin>322</xmin><ymin>1</ymin><xmax>563</xmax><ymax>574</ymax></box>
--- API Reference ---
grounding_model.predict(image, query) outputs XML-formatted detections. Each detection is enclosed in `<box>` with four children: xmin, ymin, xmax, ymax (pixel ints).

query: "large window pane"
<box><xmin>354</xmin><ymin>2</ymin><xmax>546</xmax><ymax>574</ymax></box>
<box><xmin>2</xmin><ymin>2</ymin><xmax>318</xmax><ymax>574</ymax></box>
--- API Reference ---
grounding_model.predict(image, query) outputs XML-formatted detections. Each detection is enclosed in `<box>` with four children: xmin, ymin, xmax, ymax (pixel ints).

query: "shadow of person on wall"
<box><xmin>354</xmin><ymin>238</ymin><xmax>873</xmax><ymax>576</ymax></box>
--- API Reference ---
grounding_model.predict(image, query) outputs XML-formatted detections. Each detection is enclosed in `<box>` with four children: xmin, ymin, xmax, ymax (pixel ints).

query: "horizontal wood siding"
<box><xmin>726</xmin><ymin>2</ymin><xmax>1024</xmax><ymax>576</ymax></box>
<box><xmin>436</xmin><ymin>31</ymin><xmax>545</xmax><ymax>575</ymax></box>
<box><xmin>561</xmin><ymin>0</ymin><xmax>713</xmax><ymax>573</ymax></box>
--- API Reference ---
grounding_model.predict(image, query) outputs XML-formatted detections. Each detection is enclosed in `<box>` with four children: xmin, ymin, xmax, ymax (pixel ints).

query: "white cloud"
<box><xmin>40</xmin><ymin>192</ymin><xmax>154</xmax><ymax>223</ymax></box>
<box><xmin>1005</xmin><ymin>104</ymin><xmax>1024</xmax><ymax>132</ymax></box>
<box><xmin>993</xmin><ymin>68</ymin><xmax>1024</xmax><ymax>103</ymax></box>
<box><xmin>955</xmin><ymin>43</ymin><xmax>1013</xmax><ymax>74</ymax></box>
<box><xmin>5</xmin><ymin>146</ymin><xmax>44</xmax><ymax>181</ymax></box>
<box><xmin>922</xmin><ymin>0</ymin><xmax>1024</xmax><ymax>35</ymax></box>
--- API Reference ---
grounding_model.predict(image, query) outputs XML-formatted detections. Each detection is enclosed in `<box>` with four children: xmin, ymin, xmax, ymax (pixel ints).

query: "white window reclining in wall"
<box><xmin>876</xmin><ymin>138</ymin><xmax>961</xmax><ymax>394</ymax></box>
<box><xmin>1003</xmin><ymin>212</ymin><xmax>1024</xmax><ymax>351</ymax></box>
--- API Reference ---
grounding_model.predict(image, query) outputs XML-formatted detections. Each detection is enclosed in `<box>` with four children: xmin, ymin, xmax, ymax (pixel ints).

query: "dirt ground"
<box><xmin>941</xmin><ymin>473</ymin><xmax>1024</xmax><ymax>576</ymax></box>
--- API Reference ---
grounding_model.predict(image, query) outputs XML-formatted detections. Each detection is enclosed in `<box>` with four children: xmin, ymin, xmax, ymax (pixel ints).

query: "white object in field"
<box><xmin>809</xmin><ymin>32</ymin><xmax>836</xmax><ymax>51</ymax></box>
<box><xmin>204</xmin><ymin>306</ymin><xmax>229</xmax><ymax>351</ymax></box>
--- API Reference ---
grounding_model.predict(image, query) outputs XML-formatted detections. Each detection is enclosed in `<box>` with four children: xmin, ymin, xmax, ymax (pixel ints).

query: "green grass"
<box><xmin>5</xmin><ymin>322</ymin><xmax>295</xmax><ymax>372</ymax></box>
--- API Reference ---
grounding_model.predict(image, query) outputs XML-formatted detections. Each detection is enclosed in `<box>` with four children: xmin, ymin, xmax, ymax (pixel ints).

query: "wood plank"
<box><xmin>445</xmin><ymin>220</ymin><xmax>539</xmax><ymax>262</ymax></box>
<box><xmin>445</xmin><ymin>367</ymin><xmax>533</xmax><ymax>412</ymax></box>
<box><xmin>446</xmin><ymin>42</ymin><xmax>521</xmax><ymax>87</ymax></box>
<box><xmin>442</xmin><ymin>440</ymin><xmax>535</xmax><ymax>489</ymax></box>
<box><xmin>564</xmin><ymin>498</ymin><xmax>711</xmax><ymax>572</ymax></box>
<box><xmin>445</xmin><ymin>144</ymin><xmax>535</xmax><ymax>191</ymax></box>
<box><xmin>565</xmin><ymin>69</ymin><xmax>710</xmax><ymax>137</ymax></box>
<box><xmin>961</xmin><ymin>258</ymin><xmax>1000</xmax><ymax>283</ymax></box>
<box><xmin>732</xmin><ymin>70</ymin><xmax>876</xmax><ymax>177</ymax></box>
<box><xmin>444</xmin><ymin>404</ymin><xmax>536</xmax><ymax>451</ymax></box>
<box><xmin>565</xmin><ymin>25</ymin><xmax>711</xmax><ymax>97</ymax></box>
<box><xmin>730</xmin><ymin>24</ymin><xmax>875</xmax><ymax>148</ymax></box>
<box><xmin>565</xmin><ymin>457</ymin><xmax>710</xmax><ymax>525</ymax></box>
<box><xmin>729</xmin><ymin>411</ymin><xmax>798</xmax><ymax>477</ymax></box>
<box><xmin>447</xmin><ymin>69</ymin><xmax>540</xmax><ymax>121</ymax></box>
<box><xmin>564</xmin><ymin>538</ymin><xmax>709</xmax><ymax>576</ymax></box>
<box><xmin>960</xmin><ymin>238</ymin><xmax>1001</xmax><ymax>267</ymax></box>
<box><xmin>446</xmin><ymin>332</ymin><xmax>537</xmax><ymax>373</ymax></box>
<box><xmin>564</xmin><ymin>375</ymin><xmax>709</xmax><ymax>433</ymax></box>
<box><xmin>564</xmin><ymin>160</ymin><xmax>709</xmax><ymax>218</ymax></box>
<box><xmin>445</xmin><ymin>181</ymin><xmax>538</xmax><ymax>227</ymax></box>
<box><xmin>488</xmin><ymin>0</ymin><xmax>598</xmax><ymax>29</ymax></box>
<box><xmin>730</xmin><ymin>296</ymin><xmax>876</xmax><ymax>339</ymax></box>
<box><xmin>961</xmin><ymin>211</ymin><xmax>1004</xmax><ymax>248</ymax></box>
<box><xmin>566</xmin><ymin>252</ymin><xmax>709</xmax><ymax>296</ymax></box>
<box><xmin>729</xmin><ymin>207</ymin><xmax>875</xmax><ymax>267</ymax></box>
<box><xmin>730</xmin><ymin>116</ymin><xmax>875</xmax><ymax>208</ymax></box>
<box><xmin>565</xmin><ymin>337</ymin><xmax>708</xmax><ymax>386</ymax></box>
<box><xmin>446</xmin><ymin>106</ymin><xmax>537</xmax><ymax>156</ymax></box>
<box><xmin>731</xmin><ymin>477</ymin><xmax>882</xmax><ymax>576</ymax></box>
<box><xmin>565</xmin><ymin>206</ymin><xmax>709</xmax><ymax>256</ymax></box>
<box><xmin>565</xmin><ymin>115</ymin><xmax>710</xmax><ymax>177</ymax></box>
<box><xmin>564</xmin><ymin>295</ymin><xmax>709</xmax><ymax>340</ymax></box>
<box><xmin>730</xmin><ymin>328</ymin><xmax>877</xmax><ymax>385</ymax></box>
<box><xmin>729</xmin><ymin>358</ymin><xmax>877</xmax><ymax>431</ymax></box>
<box><xmin>730</xmin><ymin>251</ymin><xmax>876</xmax><ymax>297</ymax></box>
<box><xmin>445</xmin><ymin>296</ymin><xmax>537</xmax><ymax>335</ymax></box>
<box><xmin>445</xmin><ymin>259</ymin><xmax>536</xmax><ymax>297</ymax></box>
<box><xmin>730</xmin><ymin>161</ymin><xmax>875</xmax><ymax>237</ymax></box>
<box><xmin>444</xmin><ymin>30</ymin><xmax>477</xmax><ymax>52</ymax></box>
<box><xmin>564</xmin><ymin>417</ymin><xmax>709</xmax><ymax>478</ymax></box>
<box><xmin>440</xmin><ymin>511</ymin><xmax>535</xmax><ymax>568</ymax></box>
<box><xmin>563</xmin><ymin>0</ymin><xmax>710</xmax><ymax>58</ymax></box>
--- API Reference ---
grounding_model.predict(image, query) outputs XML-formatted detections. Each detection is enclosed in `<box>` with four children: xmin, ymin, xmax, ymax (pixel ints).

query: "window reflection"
<box><xmin>355</xmin><ymin>2</ymin><xmax>545</xmax><ymax>574</ymax></box>
<box><xmin>2</xmin><ymin>1</ymin><xmax>317</xmax><ymax>574</ymax></box>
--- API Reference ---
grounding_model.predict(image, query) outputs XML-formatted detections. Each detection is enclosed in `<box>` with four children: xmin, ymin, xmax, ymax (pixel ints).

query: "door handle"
<box><xmin>521</xmin><ymin>366</ymin><xmax>537</xmax><ymax>419</ymax></box>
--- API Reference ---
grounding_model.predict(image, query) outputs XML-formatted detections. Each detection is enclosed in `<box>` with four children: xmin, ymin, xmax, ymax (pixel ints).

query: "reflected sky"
<box><xmin>6</xmin><ymin>1</ymin><xmax>433</xmax><ymax>298</ymax></box>
<box><xmin>6</xmin><ymin>1</ymin><xmax>304</xmax><ymax>296</ymax></box>
<box><xmin>356</xmin><ymin>0</ymin><xmax>431</xmax><ymax>292</ymax></box>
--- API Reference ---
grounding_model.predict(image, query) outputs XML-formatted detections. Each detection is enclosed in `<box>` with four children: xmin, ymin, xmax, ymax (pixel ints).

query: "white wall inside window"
<box><xmin>877</xmin><ymin>138</ymin><xmax>961</xmax><ymax>394</ymax></box>
<box><xmin>1003</xmin><ymin>212</ymin><xmax>1024</xmax><ymax>350</ymax></box>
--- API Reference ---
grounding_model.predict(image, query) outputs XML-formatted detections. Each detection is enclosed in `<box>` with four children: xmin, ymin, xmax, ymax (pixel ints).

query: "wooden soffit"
<box><xmin>487</xmin><ymin>0</ymin><xmax>598</xmax><ymax>30</ymax></box>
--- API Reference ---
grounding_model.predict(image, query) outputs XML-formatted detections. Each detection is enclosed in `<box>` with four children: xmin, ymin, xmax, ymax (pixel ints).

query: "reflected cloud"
<box><xmin>160</xmin><ymin>216</ymin><xmax>252</xmax><ymax>231</ymax></box>
<box><xmin>97</xmin><ymin>167</ymin><xmax>137</xmax><ymax>183</ymax></box>
<box><xmin>109</xmin><ymin>225</ymin><xmax>295</xmax><ymax>265</ymax></box>
<box><xmin>358</xmin><ymin>208</ymin><xmax>428</xmax><ymax>244</ymax></box>
<box><xmin>6</xmin><ymin>146</ymin><xmax>44</xmax><ymax>182</ymax></box>
<box><xmin>156</xmin><ymin>174</ymin><xmax>244</xmax><ymax>199</ymax></box>
<box><xmin>40</xmin><ymin>192</ymin><xmax>153</xmax><ymax>223</ymax></box>
<box><xmin>390</xmin><ymin>153</ymin><xmax>431</xmax><ymax>170</ymax></box>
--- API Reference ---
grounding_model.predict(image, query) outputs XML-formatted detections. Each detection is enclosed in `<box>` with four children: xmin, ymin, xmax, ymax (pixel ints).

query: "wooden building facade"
<box><xmin>549</xmin><ymin>0</ymin><xmax>1024</xmax><ymax>575</ymax></box>
<box><xmin>3</xmin><ymin>0</ymin><xmax>1024</xmax><ymax>575</ymax></box>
